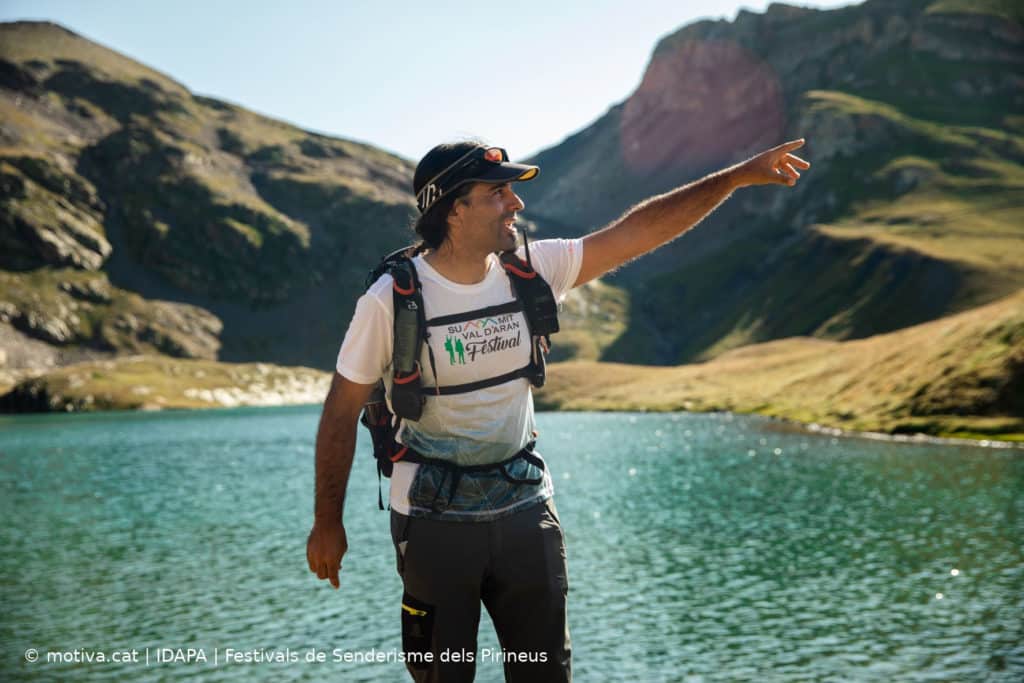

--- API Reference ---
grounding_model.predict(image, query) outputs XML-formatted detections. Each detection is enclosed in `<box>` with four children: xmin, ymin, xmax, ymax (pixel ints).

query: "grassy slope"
<box><xmin>6</xmin><ymin>286</ymin><xmax>1020</xmax><ymax>437</ymax></box>
<box><xmin>538</xmin><ymin>289</ymin><xmax>1024</xmax><ymax>441</ymax></box>
<box><xmin>550</xmin><ymin>278</ymin><xmax>629</xmax><ymax>362</ymax></box>
<box><xmin>926</xmin><ymin>0</ymin><xmax>1024</xmax><ymax>24</ymax></box>
<box><xmin>805</xmin><ymin>90</ymin><xmax>1024</xmax><ymax>282</ymax></box>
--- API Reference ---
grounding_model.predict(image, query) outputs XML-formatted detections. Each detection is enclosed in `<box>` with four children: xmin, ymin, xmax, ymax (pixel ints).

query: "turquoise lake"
<box><xmin>1</xmin><ymin>406</ymin><xmax>1022</xmax><ymax>682</ymax></box>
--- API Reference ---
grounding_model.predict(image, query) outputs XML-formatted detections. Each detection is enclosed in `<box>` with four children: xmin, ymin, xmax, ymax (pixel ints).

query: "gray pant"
<box><xmin>390</xmin><ymin>498</ymin><xmax>572</xmax><ymax>682</ymax></box>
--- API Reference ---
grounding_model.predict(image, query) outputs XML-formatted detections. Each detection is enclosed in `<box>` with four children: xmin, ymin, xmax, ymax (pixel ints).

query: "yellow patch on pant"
<box><xmin>401</xmin><ymin>603</ymin><xmax>427</xmax><ymax>617</ymax></box>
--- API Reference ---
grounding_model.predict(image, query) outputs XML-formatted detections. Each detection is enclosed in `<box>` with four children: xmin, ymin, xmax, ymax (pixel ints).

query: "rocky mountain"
<box><xmin>0</xmin><ymin>21</ymin><xmax>417</xmax><ymax>376</ymax></box>
<box><xmin>519</xmin><ymin>0</ymin><xmax>1024</xmax><ymax>364</ymax></box>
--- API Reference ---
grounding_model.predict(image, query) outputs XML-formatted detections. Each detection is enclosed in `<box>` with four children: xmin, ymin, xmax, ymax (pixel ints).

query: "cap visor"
<box><xmin>473</xmin><ymin>162</ymin><xmax>539</xmax><ymax>185</ymax></box>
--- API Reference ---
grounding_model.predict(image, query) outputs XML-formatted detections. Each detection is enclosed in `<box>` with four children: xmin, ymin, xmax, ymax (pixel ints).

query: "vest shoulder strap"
<box><xmin>387</xmin><ymin>257</ymin><xmax>426</xmax><ymax>421</ymax></box>
<box><xmin>498</xmin><ymin>251</ymin><xmax>560</xmax><ymax>338</ymax></box>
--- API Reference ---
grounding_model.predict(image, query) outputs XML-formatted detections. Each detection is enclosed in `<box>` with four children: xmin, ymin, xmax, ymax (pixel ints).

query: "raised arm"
<box><xmin>306</xmin><ymin>372</ymin><xmax>376</xmax><ymax>589</ymax></box>
<box><xmin>573</xmin><ymin>139</ymin><xmax>810</xmax><ymax>287</ymax></box>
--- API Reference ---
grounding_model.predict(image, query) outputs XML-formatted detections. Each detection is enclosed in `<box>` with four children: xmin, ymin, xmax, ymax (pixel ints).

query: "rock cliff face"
<box><xmin>520</xmin><ymin>0</ymin><xmax>1024</xmax><ymax>363</ymax></box>
<box><xmin>0</xmin><ymin>21</ymin><xmax>417</xmax><ymax>373</ymax></box>
<box><xmin>0</xmin><ymin>152</ymin><xmax>110</xmax><ymax>271</ymax></box>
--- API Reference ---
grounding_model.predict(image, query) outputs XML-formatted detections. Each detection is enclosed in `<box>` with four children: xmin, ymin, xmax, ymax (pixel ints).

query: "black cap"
<box><xmin>413</xmin><ymin>143</ymin><xmax>538</xmax><ymax>214</ymax></box>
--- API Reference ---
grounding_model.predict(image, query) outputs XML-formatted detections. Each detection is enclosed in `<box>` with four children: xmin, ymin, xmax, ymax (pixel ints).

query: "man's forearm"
<box><xmin>313</xmin><ymin>411</ymin><xmax>357</xmax><ymax>524</ymax></box>
<box><xmin>617</xmin><ymin>166</ymin><xmax>741</xmax><ymax>253</ymax></box>
<box><xmin>575</xmin><ymin>166</ymin><xmax>743</xmax><ymax>285</ymax></box>
<box><xmin>574</xmin><ymin>140</ymin><xmax>807</xmax><ymax>287</ymax></box>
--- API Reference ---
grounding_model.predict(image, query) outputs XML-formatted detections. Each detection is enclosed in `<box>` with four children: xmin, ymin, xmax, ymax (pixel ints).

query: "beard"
<box><xmin>497</xmin><ymin>213</ymin><xmax>518</xmax><ymax>252</ymax></box>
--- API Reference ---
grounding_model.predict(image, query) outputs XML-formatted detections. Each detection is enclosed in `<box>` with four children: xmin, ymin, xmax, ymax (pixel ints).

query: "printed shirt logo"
<box><xmin>443</xmin><ymin>336</ymin><xmax>466</xmax><ymax>365</ymax></box>
<box><xmin>436</xmin><ymin>312</ymin><xmax>525</xmax><ymax>367</ymax></box>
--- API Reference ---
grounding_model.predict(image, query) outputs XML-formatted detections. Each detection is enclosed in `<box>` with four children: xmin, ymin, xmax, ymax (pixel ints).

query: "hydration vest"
<box><xmin>359</xmin><ymin>243</ymin><xmax>560</xmax><ymax>510</ymax></box>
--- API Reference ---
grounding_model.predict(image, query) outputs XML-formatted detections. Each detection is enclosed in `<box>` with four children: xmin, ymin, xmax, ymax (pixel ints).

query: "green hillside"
<box><xmin>0</xmin><ymin>21</ymin><xmax>416</xmax><ymax>370</ymax></box>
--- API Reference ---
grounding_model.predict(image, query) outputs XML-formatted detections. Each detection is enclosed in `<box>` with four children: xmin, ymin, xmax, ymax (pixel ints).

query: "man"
<box><xmin>307</xmin><ymin>139</ymin><xmax>810</xmax><ymax>682</ymax></box>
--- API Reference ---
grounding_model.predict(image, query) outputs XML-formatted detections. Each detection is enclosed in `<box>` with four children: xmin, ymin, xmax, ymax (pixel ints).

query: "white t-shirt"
<box><xmin>337</xmin><ymin>238</ymin><xmax>583</xmax><ymax>518</ymax></box>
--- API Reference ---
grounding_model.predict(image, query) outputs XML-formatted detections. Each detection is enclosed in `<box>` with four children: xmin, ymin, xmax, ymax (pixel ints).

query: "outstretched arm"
<box><xmin>306</xmin><ymin>372</ymin><xmax>376</xmax><ymax>589</ymax></box>
<box><xmin>573</xmin><ymin>139</ymin><xmax>810</xmax><ymax>287</ymax></box>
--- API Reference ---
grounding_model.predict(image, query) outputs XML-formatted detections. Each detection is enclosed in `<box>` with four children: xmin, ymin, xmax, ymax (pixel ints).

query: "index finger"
<box><xmin>328</xmin><ymin>563</ymin><xmax>340</xmax><ymax>589</ymax></box>
<box><xmin>772</xmin><ymin>138</ymin><xmax>805</xmax><ymax>154</ymax></box>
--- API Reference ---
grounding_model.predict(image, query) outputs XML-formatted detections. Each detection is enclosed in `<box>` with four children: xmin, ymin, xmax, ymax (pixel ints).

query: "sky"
<box><xmin>0</xmin><ymin>0</ymin><xmax>856</xmax><ymax>161</ymax></box>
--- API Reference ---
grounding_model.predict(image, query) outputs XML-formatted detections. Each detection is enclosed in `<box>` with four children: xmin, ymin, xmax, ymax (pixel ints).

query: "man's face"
<box><xmin>453</xmin><ymin>181</ymin><xmax>525</xmax><ymax>253</ymax></box>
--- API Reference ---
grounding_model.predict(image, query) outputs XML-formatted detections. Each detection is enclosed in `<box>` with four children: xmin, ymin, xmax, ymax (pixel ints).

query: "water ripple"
<box><xmin>1</xmin><ymin>409</ymin><xmax>1021</xmax><ymax>681</ymax></box>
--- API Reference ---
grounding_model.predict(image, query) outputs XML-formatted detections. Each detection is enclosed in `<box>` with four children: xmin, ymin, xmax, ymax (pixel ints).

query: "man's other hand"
<box><xmin>733</xmin><ymin>139</ymin><xmax>811</xmax><ymax>188</ymax></box>
<box><xmin>307</xmin><ymin>520</ymin><xmax>348</xmax><ymax>589</ymax></box>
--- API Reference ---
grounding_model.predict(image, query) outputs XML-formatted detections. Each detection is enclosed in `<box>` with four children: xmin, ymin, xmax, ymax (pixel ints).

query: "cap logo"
<box><xmin>418</xmin><ymin>183</ymin><xmax>441</xmax><ymax>212</ymax></box>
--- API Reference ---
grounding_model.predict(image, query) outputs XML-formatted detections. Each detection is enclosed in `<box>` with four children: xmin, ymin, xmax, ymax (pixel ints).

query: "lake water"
<box><xmin>1</xmin><ymin>407</ymin><xmax>1022</xmax><ymax>682</ymax></box>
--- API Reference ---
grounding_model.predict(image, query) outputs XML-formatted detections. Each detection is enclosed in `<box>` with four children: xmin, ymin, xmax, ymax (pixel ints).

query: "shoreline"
<box><xmin>2</xmin><ymin>355</ymin><xmax>1020</xmax><ymax>448</ymax></box>
<box><xmin>752</xmin><ymin>413</ymin><xmax>1024</xmax><ymax>450</ymax></box>
<box><xmin>537</xmin><ymin>407</ymin><xmax>1024</xmax><ymax>449</ymax></box>
<box><xmin>2</xmin><ymin>395</ymin><xmax>1020</xmax><ymax>448</ymax></box>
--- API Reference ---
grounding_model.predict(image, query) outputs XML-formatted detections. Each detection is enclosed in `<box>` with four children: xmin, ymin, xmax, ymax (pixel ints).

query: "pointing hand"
<box><xmin>734</xmin><ymin>139</ymin><xmax>811</xmax><ymax>187</ymax></box>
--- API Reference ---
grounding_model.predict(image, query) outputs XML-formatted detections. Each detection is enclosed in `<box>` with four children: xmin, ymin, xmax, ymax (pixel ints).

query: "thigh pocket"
<box><xmin>391</xmin><ymin>512</ymin><xmax>413</xmax><ymax>576</ymax></box>
<box><xmin>401</xmin><ymin>591</ymin><xmax>434</xmax><ymax>670</ymax></box>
